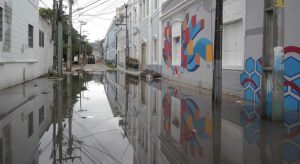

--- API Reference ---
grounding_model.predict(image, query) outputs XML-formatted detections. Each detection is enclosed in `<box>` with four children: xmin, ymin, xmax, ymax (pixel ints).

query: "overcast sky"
<box><xmin>40</xmin><ymin>0</ymin><xmax>126</xmax><ymax>42</ymax></box>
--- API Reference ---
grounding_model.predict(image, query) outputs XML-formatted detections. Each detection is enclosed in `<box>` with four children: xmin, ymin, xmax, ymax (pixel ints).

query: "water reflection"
<box><xmin>0</xmin><ymin>71</ymin><xmax>133</xmax><ymax>164</ymax></box>
<box><xmin>105</xmin><ymin>70</ymin><xmax>300</xmax><ymax>164</ymax></box>
<box><xmin>0</xmin><ymin>70</ymin><xmax>299</xmax><ymax>164</ymax></box>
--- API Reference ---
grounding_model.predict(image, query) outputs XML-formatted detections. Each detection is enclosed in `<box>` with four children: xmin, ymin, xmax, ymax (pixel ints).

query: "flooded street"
<box><xmin>0</xmin><ymin>70</ymin><xmax>299</xmax><ymax>164</ymax></box>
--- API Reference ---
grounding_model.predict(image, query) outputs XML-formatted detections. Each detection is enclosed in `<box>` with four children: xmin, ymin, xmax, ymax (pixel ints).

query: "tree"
<box><xmin>39</xmin><ymin>7</ymin><xmax>94</xmax><ymax>61</ymax></box>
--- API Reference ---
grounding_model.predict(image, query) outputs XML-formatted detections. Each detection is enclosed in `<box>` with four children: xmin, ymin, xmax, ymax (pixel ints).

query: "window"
<box><xmin>28</xmin><ymin>112</ymin><xmax>33</xmax><ymax>137</ymax></box>
<box><xmin>141</xmin><ymin>82</ymin><xmax>146</xmax><ymax>104</ymax></box>
<box><xmin>39</xmin><ymin>106</ymin><xmax>44</xmax><ymax>125</ymax></box>
<box><xmin>39</xmin><ymin>30</ymin><xmax>44</xmax><ymax>47</ymax></box>
<box><xmin>143</xmin><ymin>0</ymin><xmax>146</xmax><ymax>18</ymax></box>
<box><xmin>28</xmin><ymin>24</ymin><xmax>34</xmax><ymax>48</ymax></box>
<box><xmin>0</xmin><ymin>7</ymin><xmax>3</xmax><ymax>42</ymax></box>
<box><xmin>222</xmin><ymin>20</ymin><xmax>244</xmax><ymax>69</ymax></box>
<box><xmin>146</xmin><ymin>0</ymin><xmax>149</xmax><ymax>16</ymax></box>
<box><xmin>154</xmin><ymin>0</ymin><xmax>158</xmax><ymax>10</ymax></box>
<box><xmin>172</xmin><ymin>36</ymin><xmax>181</xmax><ymax>65</ymax></box>
<box><xmin>152</xmin><ymin>91</ymin><xmax>157</xmax><ymax>115</ymax></box>
<box><xmin>153</xmin><ymin>39</ymin><xmax>157</xmax><ymax>63</ymax></box>
<box><xmin>139</xmin><ymin>3</ymin><xmax>143</xmax><ymax>21</ymax></box>
<box><xmin>3</xmin><ymin>2</ymin><xmax>12</xmax><ymax>52</ymax></box>
<box><xmin>172</xmin><ymin>22</ymin><xmax>181</xmax><ymax>66</ymax></box>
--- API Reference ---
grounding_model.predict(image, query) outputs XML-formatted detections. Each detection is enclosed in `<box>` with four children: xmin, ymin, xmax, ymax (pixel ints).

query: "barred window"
<box><xmin>0</xmin><ymin>7</ymin><xmax>3</xmax><ymax>41</ymax></box>
<box><xmin>39</xmin><ymin>106</ymin><xmax>44</xmax><ymax>125</ymax></box>
<box><xmin>39</xmin><ymin>30</ymin><xmax>44</xmax><ymax>47</ymax></box>
<box><xmin>28</xmin><ymin>24</ymin><xmax>34</xmax><ymax>48</ymax></box>
<box><xmin>28</xmin><ymin>112</ymin><xmax>33</xmax><ymax>137</ymax></box>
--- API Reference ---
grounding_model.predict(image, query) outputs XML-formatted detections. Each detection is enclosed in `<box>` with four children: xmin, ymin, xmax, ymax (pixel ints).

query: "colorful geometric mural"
<box><xmin>162</xmin><ymin>86</ymin><xmax>212</xmax><ymax>159</ymax></box>
<box><xmin>163</xmin><ymin>22</ymin><xmax>172</xmax><ymax>67</ymax></box>
<box><xmin>240</xmin><ymin>57</ymin><xmax>263</xmax><ymax>103</ymax></box>
<box><xmin>283</xmin><ymin>46</ymin><xmax>300</xmax><ymax>163</ymax></box>
<box><xmin>284</xmin><ymin>46</ymin><xmax>300</xmax><ymax>111</ymax></box>
<box><xmin>163</xmin><ymin>14</ymin><xmax>213</xmax><ymax>76</ymax></box>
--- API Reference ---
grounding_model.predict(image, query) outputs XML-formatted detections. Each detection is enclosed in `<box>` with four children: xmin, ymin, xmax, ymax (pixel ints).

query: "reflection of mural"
<box><xmin>240</xmin><ymin>105</ymin><xmax>260</xmax><ymax>144</ymax></box>
<box><xmin>163</xmin><ymin>14</ymin><xmax>213</xmax><ymax>76</ymax></box>
<box><xmin>240</xmin><ymin>57</ymin><xmax>263</xmax><ymax>103</ymax></box>
<box><xmin>162</xmin><ymin>87</ymin><xmax>212</xmax><ymax>159</ymax></box>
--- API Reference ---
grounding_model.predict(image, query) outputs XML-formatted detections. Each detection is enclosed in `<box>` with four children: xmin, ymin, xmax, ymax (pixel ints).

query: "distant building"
<box><xmin>91</xmin><ymin>40</ymin><xmax>103</xmax><ymax>63</ymax></box>
<box><xmin>0</xmin><ymin>0</ymin><xmax>53</xmax><ymax>90</ymax></box>
<box><xmin>104</xmin><ymin>17</ymin><xmax>116</xmax><ymax>65</ymax></box>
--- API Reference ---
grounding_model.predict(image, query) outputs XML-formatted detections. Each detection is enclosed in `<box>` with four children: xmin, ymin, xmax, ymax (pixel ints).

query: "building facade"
<box><xmin>105</xmin><ymin>0</ymin><xmax>300</xmax><ymax>113</ymax></box>
<box><xmin>0</xmin><ymin>0</ymin><xmax>53</xmax><ymax>90</ymax></box>
<box><xmin>104</xmin><ymin>17</ymin><xmax>117</xmax><ymax>65</ymax></box>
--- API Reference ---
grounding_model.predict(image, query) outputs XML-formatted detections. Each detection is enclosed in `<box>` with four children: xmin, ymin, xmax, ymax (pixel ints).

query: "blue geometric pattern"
<box><xmin>240</xmin><ymin>57</ymin><xmax>263</xmax><ymax>103</ymax></box>
<box><xmin>240</xmin><ymin>105</ymin><xmax>260</xmax><ymax>144</ymax></box>
<box><xmin>284</xmin><ymin>46</ymin><xmax>300</xmax><ymax>164</ymax></box>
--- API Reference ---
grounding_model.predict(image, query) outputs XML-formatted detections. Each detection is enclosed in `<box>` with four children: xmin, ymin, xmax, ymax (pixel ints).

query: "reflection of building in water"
<box><xmin>160</xmin><ymin>81</ymin><xmax>213</xmax><ymax>164</ymax></box>
<box><xmin>107</xmin><ymin>75</ymin><xmax>297</xmax><ymax>164</ymax></box>
<box><xmin>105</xmin><ymin>70</ymin><xmax>120</xmax><ymax>117</ymax></box>
<box><xmin>284</xmin><ymin>104</ymin><xmax>300</xmax><ymax>164</ymax></box>
<box><xmin>222</xmin><ymin>100</ymin><xmax>284</xmax><ymax>164</ymax></box>
<box><xmin>110</xmin><ymin>77</ymin><xmax>214</xmax><ymax>164</ymax></box>
<box><xmin>0</xmin><ymin>79</ymin><xmax>53</xmax><ymax>164</ymax></box>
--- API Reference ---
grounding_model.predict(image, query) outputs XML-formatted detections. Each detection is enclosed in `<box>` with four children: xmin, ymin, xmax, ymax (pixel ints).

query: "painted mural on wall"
<box><xmin>240</xmin><ymin>57</ymin><xmax>263</xmax><ymax>103</ymax></box>
<box><xmin>284</xmin><ymin>46</ymin><xmax>300</xmax><ymax>110</ymax></box>
<box><xmin>163</xmin><ymin>14</ymin><xmax>213</xmax><ymax>76</ymax></box>
<box><xmin>283</xmin><ymin>45</ymin><xmax>300</xmax><ymax>163</ymax></box>
<box><xmin>162</xmin><ymin>86</ymin><xmax>212</xmax><ymax>159</ymax></box>
<box><xmin>240</xmin><ymin>46</ymin><xmax>300</xmax><ymax>109</ymax></box>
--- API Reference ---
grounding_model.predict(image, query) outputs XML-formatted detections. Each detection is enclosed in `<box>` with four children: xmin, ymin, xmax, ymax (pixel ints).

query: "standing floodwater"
<box><xmin>0</xmin><ymin>70</ymin><xmax>298</xmax><ymax>164</ymax></box>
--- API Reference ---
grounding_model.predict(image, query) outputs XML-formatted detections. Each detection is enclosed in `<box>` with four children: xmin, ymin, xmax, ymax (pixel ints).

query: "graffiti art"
<box><xmin>240</xmin><ymin>57</ymin><xmax>263</xmax><ymax>103</ymax></box>
<box><xmin>163</xmin><ymin>14</ymin><xmax>213</xmax><ymax>76</ymax></box>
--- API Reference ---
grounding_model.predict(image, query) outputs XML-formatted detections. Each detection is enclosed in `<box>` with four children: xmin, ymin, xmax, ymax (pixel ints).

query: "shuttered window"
<box><xmin>0</xmin><ymin>7</ymin><xmax>3</xmax><ymax>41</ymax></box>
<box><xmin>39</xmin><ymin>30</ymin><xmax>44</xmax><ymax>47</ymax></box>
<box><xmin>28</xmin><ymin>24</ymin><xmax>34</xmax><ymax>48</ymax></box>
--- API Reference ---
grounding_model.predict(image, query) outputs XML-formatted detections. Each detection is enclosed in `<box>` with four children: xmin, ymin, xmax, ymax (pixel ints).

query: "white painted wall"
<box><xmin>0</xmin><ymin>0</ymin><xmax>53</xmax><ymax>90</ymax></box>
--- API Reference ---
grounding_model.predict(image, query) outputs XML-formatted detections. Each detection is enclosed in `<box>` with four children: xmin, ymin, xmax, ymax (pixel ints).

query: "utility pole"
<box><xmin>115</xmin><ymin>4</ymin><xmax>129</xmax><ymax>70</ymax></box>
<box><xmin>212</xmin><ymin>0</ymin><xmax>223</xmax><ymax>105</ymax></box>
<box><xmin>57</xmin><ymin>0</ymin><xmax>63</xmax><ymax>77</ymax></box>
<box><xmin>52</xmin><ymin>0</ymin><xmax>57</xmax><ymax>73</ymax></box>
<box><xmin>262</xmin><ymin>0</ymin><xmax>285</xmax><ymax>121</ymax></box>
<box><xmin>272</xmin><ymin>0</ymin><xmax>285</xmax><ymax>121</ymax></box>
<box><xmin>67</xmin><ymin>0</ymin><xmax>73</xmax><ymax>71</ymax></box>
<box><xmin>79</xmin><ymin>21</ymin><xmax>87</xmax><ymax>65</ymax></box>
<box><xmin>212</xmin><ymin>0</ymin><xmax>223</xmax><ymax>164</ymax></box>
<box><xmin>125</xmin><ymin>4</ymin><xmax>129</xmax><ymax>70</ymax></box>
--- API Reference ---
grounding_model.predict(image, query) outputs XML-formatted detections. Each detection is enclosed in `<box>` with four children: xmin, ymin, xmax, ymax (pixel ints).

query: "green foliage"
<box><xmin>39</xmin><ymin>7</ymin><xmax>94</xmax><ymax>60</ymax></box>
<box><xmin>39</xmin><ymin>8</ymin><xmax>53</xmax><ymax>21</ymax></box>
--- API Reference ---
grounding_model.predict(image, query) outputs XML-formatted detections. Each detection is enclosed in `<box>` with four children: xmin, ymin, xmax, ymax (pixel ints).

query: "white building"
<box><xmin>0</xmin><ymin>0</ymin><xmax>53</xmax><ymax>90</ymax></box>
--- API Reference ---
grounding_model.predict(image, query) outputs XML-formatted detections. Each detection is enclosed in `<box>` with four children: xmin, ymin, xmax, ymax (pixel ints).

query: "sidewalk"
<box><xmin>63</xmin><ymin>63</ymin><xmax>108</xmax><ymax>74</ymax></box>
<box><xmin>117</xmin><ymin>66</ymin><xmax>141</xmax><ymax>76</ymax></box>
<box><xmin>83</xmin><ymin>64</ymin><xmax>108</xmax><ymax>72</ymax></box>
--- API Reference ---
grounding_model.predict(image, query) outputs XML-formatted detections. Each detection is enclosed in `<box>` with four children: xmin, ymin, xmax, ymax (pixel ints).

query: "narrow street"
<box><xmin>0</xmin><ymin>67</ymin><xmax>297</xmax><ymax>164</ymax></box>
<box><xmin>1</xmin><ymin>0</ymin><xmax>300</xmax><ymax>163</ymax></box>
